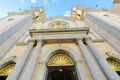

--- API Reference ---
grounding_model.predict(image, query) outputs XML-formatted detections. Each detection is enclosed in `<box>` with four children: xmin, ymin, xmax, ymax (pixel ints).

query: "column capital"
<box><xmin>76</xmin><ymin>37</ymin><xmax>91</xmax><ymax>44</ymax></box>
<box><xmin>36</xmin><ymin>39</ymin><xmax>44</xmax><ymax>42</ymax></box>
<box><xmin>83</xmin><ymin>37</ymin><xmax>92</xmax><ymax>44</ymax></box>
<box><xmin>76</xmin><ymin>38</ymin><xmax>82</xmax><ymax>41</ymax></box>
<box><xmin>76</xmin><ymin>38</ymin><xmax>83</xmax><ymax>44</ymax></box>
<box><xmin>28</xmin><ymin>39</ymin><xmax>36</xmax><ymax>43</ymax></box>
<box><xmin>36</xmin><ymin>39</ymin><xmax>44</xmax><ymax>46</ymax></box>
<box><xmin>28</xmin><ymin>39</ymin><xmax>36</xmax><ymax>46</ymax></box>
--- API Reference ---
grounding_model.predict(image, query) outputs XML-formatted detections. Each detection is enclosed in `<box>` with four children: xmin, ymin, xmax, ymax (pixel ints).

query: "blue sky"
<box><xmin>0</xmin><ymin>0</ymin><xmax>114</xmax><ymax>18</ymax></box>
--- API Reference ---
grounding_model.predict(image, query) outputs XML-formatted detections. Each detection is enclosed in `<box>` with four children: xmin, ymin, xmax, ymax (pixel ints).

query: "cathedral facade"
<box><xmin>0</xmin><ymin>0</ymin><xmax>120</xmax><ymax>80</ymax></box>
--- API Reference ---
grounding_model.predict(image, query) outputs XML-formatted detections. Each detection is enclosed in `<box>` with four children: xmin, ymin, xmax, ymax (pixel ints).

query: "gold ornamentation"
<box><xmin>48</xmin><ymin>54</ymin><xmax>74</xmax><ymax>66</ymax></box>
<box><xmin>107</xmin><ymin>59</ymin><xmax>120</xmax><ymax>71</ymax></box>
<box><xmin>53</xmin><ymin>22</ymin><xmax>65</xmax><ymax>29</ymax></box>
<box><xmin>0</xmin><ymin>63</ymin><xmax>15</xmax><ymax>76</ymax></box>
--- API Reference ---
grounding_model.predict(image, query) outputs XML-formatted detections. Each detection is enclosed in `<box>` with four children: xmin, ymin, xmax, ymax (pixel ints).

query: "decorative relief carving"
<box><xmin>0</xmin><ymin>63</ymin><xmax>15</xmax><ymax>76</ymax></box>
<box><xmin>49</xmin><ymin>21</ymin><xmax>68</xmax><ymax>29</ymax></box>
<box><xmin>48</xmin><ymin>54</ymin><xmax>74</xmax><ymax>66</ymax></box>
<box><xmin>53</xmin><ymin>22</ymin><xmax>65</xmax><ymax>29</ymax></box>
<box><xmin>107</xmin><ymin>59</ymin><xmax>120</xmax><ymax>71</ymax></box>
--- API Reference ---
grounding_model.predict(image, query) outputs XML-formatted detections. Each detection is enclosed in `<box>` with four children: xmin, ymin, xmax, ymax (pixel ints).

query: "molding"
<box><xmin>39</xmin><ymin>45</ymin><xmax>82</xmax><ymax>63</ymax></box>
<box><xmin>29</xmin><ymin>27</ymin><xmax>89</xmax><ymax>36</ymax></box>
<box><xmin>92</xmin><ymin>39</ymin><xmax>104</xmax><ymax>43</ymax></box>
<box><xmin>105</xmin><ymin>52</ymin><xmax>120</xmax><ymax>60</ymax></box>
<box><xmin>0</xmin><ymin>56</ymin><xmax>17</xmax><ymax>68</ymax></box>
<box><xmin>40</xmin><ymin>16</ymin><xmax>76</xmax><ymax>22</ymax></box>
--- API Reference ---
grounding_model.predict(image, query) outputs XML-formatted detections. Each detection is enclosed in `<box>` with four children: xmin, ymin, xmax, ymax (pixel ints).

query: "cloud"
<box><xmin>64</xmin><ymin>11</ymin><xmax>70</xmax><ymax>17</ymax></box>
<box><xmin>31</xmin><ymin>0</ymin><xmax>36</xmax><ymax>3</ymax></box>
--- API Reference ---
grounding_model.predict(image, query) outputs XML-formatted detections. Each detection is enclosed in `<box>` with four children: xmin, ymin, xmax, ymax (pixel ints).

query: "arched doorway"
<box><xmin>107</xmin><ymin>58</ymin><xmax>120</xmax><ymax>76</ymax></box>
<box><xmin>0</xmin><ymin>62</ymin><xmax>15</xmax><ymax>80</ymax></box>
<box><xmin>47</xmin><ymin>52</ymin><xmax>78</xmax><ymax>80</ymax></box>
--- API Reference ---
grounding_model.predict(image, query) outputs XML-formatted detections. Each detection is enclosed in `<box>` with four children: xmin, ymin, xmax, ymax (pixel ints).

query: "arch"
<box><xmin>42</xmin><ymin>16</ymin><xmax>75</xmax><ymax>23</ymax></box>
<box><xmin>45</xmin><ymin>46</ymin><xmax>80</xmax><ymax>80</ymax></box>
<box><xmin>0</xmin><ymin>56</ymin><xmax>16</xmax><ymax>80</ymax></box>
<box><xmin>49</xmin><ymin>20</ymin><xmax>69</xmax><ymax>29</ymax></box>
<box><xmin>0</xmin><ymin>56</ymin><xmax>17</xmax><ymax>68</ymax></box>
<box><xmin>104</xmin><ymin>52</ymin><xmax>120</xmax><ymax>60</ymax></box>
<box><xmin>106</xmin><ymin>58</ymin><xmax>120</xmax><ymax>71</ymax></box>
<box><xmin>38</xmin><ymin>45</ymin><xmax>83</xmax><ymax>80</ymax></box>
<box><xmin>47</xmin><ymin>53</ymin><xmax>74</xmax><ymax>66</ymax></box>
<box><xmin>0</xmin><ymin>62</ymin><xmax>15</xmax><ymax>76</ymax></box>
<box><xmin>40</xmin><ymin>45</ymin><xmax>81</xmax><ymax>63</ymax></box>
<box><xmin>105</xmin><ymin>53</ymin><xmax>120</xmax><ymax>76</ymax></box>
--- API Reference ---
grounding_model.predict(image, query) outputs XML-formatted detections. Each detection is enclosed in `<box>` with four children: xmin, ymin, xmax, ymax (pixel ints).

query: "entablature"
<box><xmin>29</xmin><ymin>27</ymin><xmax>89</xmax><ymax>36</ymax></box>
<box><xmin>16</xmin><ymin>33</ymin><xmax>89</xmax><ymax>45</ymax></box>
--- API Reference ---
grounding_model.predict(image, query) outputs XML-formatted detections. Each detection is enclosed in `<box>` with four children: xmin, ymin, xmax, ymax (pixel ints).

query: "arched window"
<box><xmin>0</xmin><ymin>62</ymin><xmax>16</xmax><ymax>80</ymax></box>
<box><xmin>47</xmin><ymin>54</ymin><xmax>74</xmax><ymax>66</ymax></box>
<box><xmin>53</xmin><ymin>22</ymin><xmax>65</xmax><ymax>29</ymax></box>
<box><xmin>106</xmin><ymin>58</ymin><xmax>120</xmax><ymax>76</ymax></box>
<box><xmin>49</xmin><ymin>21</ymin><xmax>68</xmax><ymax>29</ymax></box>
<box><xmin>47</xmin><ymin>51</ymin><xmax>78</xmax><ymax>80</ymax></box>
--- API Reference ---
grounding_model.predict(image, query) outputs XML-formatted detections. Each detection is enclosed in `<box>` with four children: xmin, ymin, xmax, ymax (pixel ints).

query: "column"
<box><xmin>21</xmin><ymin>40</ymin><xmax>43</xmax><ymax>80</ymax></box>
<box><xmin>85</xmin><ymin>13</ymin><xmax>120</xmax><ymax>53</ymax></box>
<box><xmin>36</xmin><ymin>62</ymin><xmax>47</xmax><ymax>80</ymax></box>
<box><xmin>6</xmin><ymin>40</ymin><xmax>35</xmax><ymax>80</ymax></box>
<box><xmin>75</xmin><ymin>60</ymin><xmax>89</xmax><ymax>80</ymax></box>
<box><xmin>0</xmin><ymin>15</ymin><xmax>33</xmax><ymax>61</ymax></box>
<box><xmin>85</xmin><ymin>38</ymin><xmax>120</xmax><ymax>80</ymax></box>
<box><xmin>77</xmin><ymin>39</ymin><xmax>106</xmax><ymax>80</ymax></box>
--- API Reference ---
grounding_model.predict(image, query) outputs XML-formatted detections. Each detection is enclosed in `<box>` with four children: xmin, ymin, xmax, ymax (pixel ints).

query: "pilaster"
<box><xmin>20</xmin><ymin>39</ymin><xmax>43</xmax><ymax>80</ymax></box>
<box><xmin>75</xmin><ymin>59</ymin><xmax>89</xmax><ymax>80</ymax></box>
<box><xmin>85</xmin><ymin>38</ymin><xmax>120</xmax><ymax>80</ymax></box>
<box><xmin>6</xmin><ymin>39</ymin><xmax>35</xmax><ymax>80</ymax></box>
<box><xmin>77</xmin><ymin>38</ymin><xmax>106</xmax><ymax>80</ymax></box>
<box><xmin>36</xmin><ymin>62</ymin><xmax>47</xmax><ymax>80</ymax></box>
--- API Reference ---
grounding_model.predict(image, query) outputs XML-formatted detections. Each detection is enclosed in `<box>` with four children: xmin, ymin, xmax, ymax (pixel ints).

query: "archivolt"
<box><xmin>39</xmin><ymin>45</ymin><xmax>81</xmax><ymax>62</ymax></box>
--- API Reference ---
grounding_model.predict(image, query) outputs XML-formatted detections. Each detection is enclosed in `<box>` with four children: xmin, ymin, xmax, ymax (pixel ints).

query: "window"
<box><xmin>107</xmin><ymin>58</ymin><xmax>120</xmax><ymax>76</ymax></box>
<box><xmin>49</xmin><ymin>21</ymin><xmax>68</xmax><ymax>29</ymax></box>
<box><xmin>0</xmin><ymin>62</ymin><xmax>16</xmax><ymax>80</ymax></box>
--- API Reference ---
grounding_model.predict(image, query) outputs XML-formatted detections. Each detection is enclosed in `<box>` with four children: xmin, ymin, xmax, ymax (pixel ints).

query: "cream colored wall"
<box><xmin>32</xmin><ymin>43</ymin><xmax>93</xmax><ymax>80</ymax></box>
<box><xmin>85</xmin><ymin>13</ymin><xmax>120</xmax><ymax>52</ymax></box>
<box><xmin>30</xmin><ymin>22</ymin><xmax>43</xmax><ymax>30</ymax></box>
<box><xmin>0</xmin><ymin>15</ymin><xmax>27</xmax><ymax>31</ymax></box>
<box><xmin>75</xmin><ymin>20</ymin><xmax>88</xmax><ymax>28</ymax></box>
<box><xmin>87</xmin><ymin>12</ymin><xmax>120</xmax><ymax>27</ymax></box>
<box><xmin>3</xmin><ymin>45</ymin><xmax>27</xmax><ymax>60</ymax></box>
<box><xmin>1</xmin><ymin>41</ymin><xmax>117</xmax><ymax>80</ymax></box>
<box><xmin>30</xmin><ymin>17</ymin><xmax>87</xmax><ymax>29</ymax></box>
<box><xmin>93</xmin><ymin>41</ymin><xmax>119</xmax><ymax>55</ymax></box>
<box><xmin>42</xmin><ymin>18</ymin><xmax>76</xmax><ymax>29</ymax></box>
<box><xmin>110</xmin><ymin>4</ymin><xmax>120</xmax><ymax>13</ymax></box>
